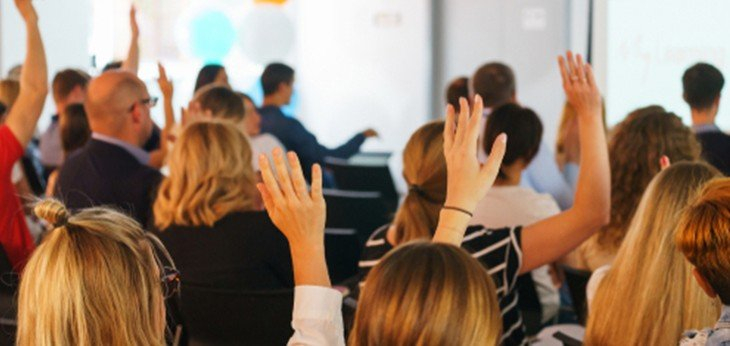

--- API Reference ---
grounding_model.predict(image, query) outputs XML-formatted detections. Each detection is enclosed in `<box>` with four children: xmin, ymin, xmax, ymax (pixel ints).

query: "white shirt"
<box><xmin>471</xmin><ymin>185</ymin><xmax>561</xmax><ymax>323</ymax></box>
<box><xmin>288</xmin><ymin>286</ymin><xmax>345</xmax><ymax>346</ymax></box>
<box><xmin>11</xmin><ymin>163</ymin><xmax>23</xmax><ymax>184</ymax></box>
<box><xmin>586</xmin><ymin>264</ymin><xmax>611</xmax><ymax>310</ymax></box>
<box><xmin>251</xmin><ymin>133</ymin><xmax>286</xmax><ymax>171</ymax></box>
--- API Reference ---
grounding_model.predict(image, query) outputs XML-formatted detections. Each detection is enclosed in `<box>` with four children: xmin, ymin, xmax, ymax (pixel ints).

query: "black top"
<box><xmin>358</xmin><ymin>224</ymin><xmax>526</xmax><ymax>346</ymax></box>
<box><xmin>697</xmin><ymin>131</ymin><xmax>730</xmax><ymax>176</ymax></box>
<box><xmin>154</xmin><ymin>211</ymin><xmax>294</xmax><ymax>290</ymax></box>
<box><xmin>54</xmin><ymin>139</ymin><xmax>162</xmax><ymax>226</ymax></box>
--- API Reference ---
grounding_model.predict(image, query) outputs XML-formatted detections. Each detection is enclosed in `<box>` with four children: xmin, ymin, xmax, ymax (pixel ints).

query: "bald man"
<box><xmin>54</xmin><ymin>71</ymin><xmax>161</xmax><ymax>226</ymax></box>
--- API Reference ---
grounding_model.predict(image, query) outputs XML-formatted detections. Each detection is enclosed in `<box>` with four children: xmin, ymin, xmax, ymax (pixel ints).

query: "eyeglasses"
<box><xmin>129</xmin><ymin>96</ymin><xmax>159</xmax><ymax>112</ymax></box>
<box><xmin>160</xmin><ymin>266</ymin><xmax>181</xmax><ymax>298</ymax></box>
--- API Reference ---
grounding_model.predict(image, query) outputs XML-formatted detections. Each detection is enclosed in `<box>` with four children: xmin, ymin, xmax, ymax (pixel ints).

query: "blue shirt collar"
<box><xmin>91</xmin><ymin>132</ymin><xmax>150</xmax><ymax>165</ymax></box>
<box><xmin>693</xmin><ymin>123</ymin><xmax>722</xmax><ymax>134</ymax></box>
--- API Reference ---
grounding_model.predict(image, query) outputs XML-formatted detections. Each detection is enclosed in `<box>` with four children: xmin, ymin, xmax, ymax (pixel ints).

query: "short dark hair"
<box><xmin>0</xmin><ymin>102</ymin><xmax>6</xmax><ymax>118</ymax></box>
<box><xmin>472</xmin><ymin>62</ymin><xmax>515</xmax><ymax>108</ymax></box>
<box><xmin>60</xmin><ymin>104</ymin><xmax>91</xmax><ymax>157</ymax></box>
<box><xmin>446</xmin><ymin>77</ymin><xmax>469</xmax><ymax>112</ymax></box>
<box><xmin>484</xmin><ymin>104</ymin><xmax>543</xmax><ymax>179</ymax></box>
<box><xmin>261</xmin><ymin>63</ymin><xmax>294</xmax><ymax>96</ymax></box>
<box><xmin>52</xmin><ymin>69</ymin><xmax>91</xmax><ymax>103</ymax></box>
<box><xmin>195</xmin><ymin>64</ymin><xmax>226</xmax><ymax>92</ymax></box>
<box><xmin>102</xmin><ymin>61</ymin><xmax>123</xmax><ymax>73</ymax></box>
<box><xmin>196</xmin><ymin>86</ymin><xmax>245</xmax><ymax>122</ymax></box>
<box><xmin>683</xmin><ymin>63</ymin><xmax>725</xmax><ymax>110</ymax></box>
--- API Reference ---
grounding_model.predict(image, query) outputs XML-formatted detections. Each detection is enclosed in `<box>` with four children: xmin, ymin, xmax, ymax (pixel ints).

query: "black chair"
<box><xmin>0</xmin><ymin>248</ymin><xmax>17</xmax><ymax>346</ymax></box>
<box><xmin>325</xmin><ymin>156</ymin><xmax>399</xmax><ymax>213</ymax></box>
<box><xmin>180</xmin><ymin>284</ymin><xmax>294</xmax><ymax>346</ymax></box>
<box><xmin>323</xmin><ymin>189</ymin><xmax>391</xmax><ymax>283</ymax></box>
<box><xmin>515</xmin><ymin>273</ymin><xmax>543</xmax><ymax>336</ymax></box>
<box><xmin>561</xmin><ymin>265</ymin><xmax>592</xmax><ymax>325</ymax></box>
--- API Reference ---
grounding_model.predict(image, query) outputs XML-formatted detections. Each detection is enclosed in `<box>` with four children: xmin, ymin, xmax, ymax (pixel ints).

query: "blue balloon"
<box><xmin>190</xmin><ymin>11</ymin><xmax>236</xmax><ymax>63</ymax></box>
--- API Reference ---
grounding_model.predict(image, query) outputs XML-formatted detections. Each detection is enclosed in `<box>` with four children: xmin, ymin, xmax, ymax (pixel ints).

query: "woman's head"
<box><xmin>351</xmin><ymin>241</ymin><xmax>501</xmax><ymax>346</ymax></box>
<box><xmin>194</xmin><ymin>64</ymin><xmax>228</xmax><ymax>92</ymax></box>
<box><xmin>446</xmin><ymin>77</ymin><xmax>469</xmax><ymax>112</ymax></box>
<box><xmin>392</xmin><ymin>121</ymin><xmax>446</xmax><ymax>244</ymax></box>
<box><xmin>484</xmin><ymin>103</ymin><xmax>543</xmax><ymax>180</ymax></box>
<box><xmin>0</xmin><ymin>79</ymin><xmax>20</xmax><ymax>110</ymax></box>
<box><xmin>18</xmin><ymin>199</ymin><xmax>172</xmax><ymax>346</ymax></box>
<box><xmin>153</xmin><ymin>120</ymin><xmax>257</xmax><ymax>229</ymax></box>
<box><xmin>601</xmin><ymin>107</ymin><xmax>701</xmax><ymax>250</ymax></box>
<box><xmin>60</xmin><ymin>104</ymin><xmax>91</xmax><ymax>158</ymax></box>
<box><xmin>585</xmin><ymin>162</ymin><xmax>721</xmax><ymax>345</ymax></box>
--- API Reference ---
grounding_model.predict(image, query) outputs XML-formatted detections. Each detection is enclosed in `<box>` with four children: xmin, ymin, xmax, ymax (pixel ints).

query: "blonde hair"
<box><xmin>675</xmin><ymin>178</ymin><xmax>730</xmax><ymax>305</ymax></box>
<box><xmin>0</xmin><ymin>79</ymin><xmax>20</xmax><ymax>109</ymax></box>
<box><xmin>555</xmin><ymin>100</ymin><xmax>607</xmax><ymax>170</ymax></box>
<box><xmin>351</xmin><ymin>241</ymin><xmax>502</xmax><ymax>346</ymax></box>
<box><xmin>585</xmin><ymin>162</ymin><xmax>721</xmax><ymax>345</ymax></box>
<box><xmin>18</xmin><ymin>199</ymin><xmax>169</xmax><ymax>346</ymax></box>
<box><xmin>154</xmin><ymin>120</ymin><xmax>256</xmax><ymax>229</ymax></box>
<box><xmin>391</xmin><ymin>121</ymin><xmax>446</xmax><ymax>245</ymax></box>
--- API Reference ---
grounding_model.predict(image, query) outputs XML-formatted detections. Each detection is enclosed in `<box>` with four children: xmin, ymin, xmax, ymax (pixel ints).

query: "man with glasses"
<box><xmin>54</xmin><ymin>71</ymin><xmax>162</xmax><ymax>226</ymax></box>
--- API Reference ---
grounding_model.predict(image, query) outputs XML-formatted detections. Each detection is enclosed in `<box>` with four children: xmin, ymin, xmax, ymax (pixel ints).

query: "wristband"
<box><xmin>442</xmin><ymin>206</ymin><xmax>473</xmax><ymax>218</ymax></box>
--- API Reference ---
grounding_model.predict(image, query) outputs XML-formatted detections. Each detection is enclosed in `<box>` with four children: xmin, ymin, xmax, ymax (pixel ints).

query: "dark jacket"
<box><xmin>697</xmin><ymin>131</ymin><xmax>730</xmax><ymax>176</ymax></box>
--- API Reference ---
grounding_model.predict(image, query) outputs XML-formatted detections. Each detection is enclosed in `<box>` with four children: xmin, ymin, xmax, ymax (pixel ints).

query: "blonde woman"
<box><xmin>152</xmin><ymin>121</ymin><xmax>293</xmax><ymax>290</ymax></box>
<box><xmin>17</xmin><ymin>199</ymin><xmax>172</xmax><ymax>345</ymax></box>
<box><xmin>584</xmin><ymin>162</ymin><xmax>721</xmax><ymax>345</ymax></box>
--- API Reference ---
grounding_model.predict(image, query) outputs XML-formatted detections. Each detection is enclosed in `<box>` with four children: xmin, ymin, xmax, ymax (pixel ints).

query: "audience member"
<box><xmin>54</xmin><ymin>71</ymin><xmax>161</xmax><ymax>226</ymax></box>
<box><xmin>472</xmin><ymin>62</ymin><xmax>575</xmax><ymax>209</ymax></box>
<box><xmin>564</xmin><ymin>107</ymin><xmax>701</xmax><ymax>271</ymax></box>
<box><xmin>6</xmin><ymin>64</ymin><xmax>22</xmax><ymax>81</ymax></box>
<box><xmin>0</xmin><ymin>80</ymin><xmax>20</xmax><ymax>112</ymax></box>
<box><xmin>585</xmin><ymin>162</ymin><xmax>721</xmax><ymax>345</ymax></box>
<box><xmin>446</xmin><ymin>76</ymin><xmax>469</xmax><ymax>112</ymax></box>
<box><xmin>0</xmin><ymin>0</ymin><xmax>47</xmax><ymax>271</ymax></box>
<box><xmin>44</xmin><ymin>104</ymin><xmax>91</xmax><ymax>196</ymax></box>
<box><xmin>194</xmin><ymin>64</ymin><xmax>229</xmax><ymax>92</ymax></box>
<box><xmin>258</xmin><ymin>62</ymin><xmax>377</xmax><ymax>182</ymax></box>
<box><xmin>473</xmin><ymin>103</ymin><xmax>560</xmax><ymax>324</ymax></box>
<box><xmin>683</xmin><ymin>62</ymin><xmax>730</xmax><ymax>175</ymax></box>
<box><xmin>358</xmin><ymin>52</ymin><xmax>610</xmax><ymax>345</ymax></box>
<box><xmin>153</xmin><ymin>121</ymin><xmax>293</xmax><ymax>290</ymax></box>
<box><xmin>239</xmin><ymin>92</ymin><xmax>286</xmax><ymax>170</ymax></box>
<box><xmin>39</xmin><ymin>69</ymin><xmax>90</xmax><ymax>177</ymax></box>
<box><xmin>676</xmin><ymin>178</ymin><xmax>730</xmax><ymax>345</ymax></box>
<box><xmin>555</xmin><ymin>100</ymin><xmax>607</xmax><ymax>189</ymax></box>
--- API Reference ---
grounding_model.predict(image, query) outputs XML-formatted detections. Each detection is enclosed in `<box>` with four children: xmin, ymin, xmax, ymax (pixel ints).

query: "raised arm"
<box><xmin>148</xmin><ymin>63</ymin><xmax>175</xmax><ymax>169</ymax></box>
<box><xmin>5</xmin><ymin>0</ymin><xmax>48</xmax><ymax>147</ymax></box>
<box><xmin>120</xmin><ymin>6</ymin><xmax>140</xmax><ymax>74</ymax></box>
<box><xmin>433</xmin><ymin>95</ymin><xmax>507</xmax><ymax>245</ymax></box>
<box><xmin>519</xmin><ymin>52</ymin><xmax>610</xmax><ymax>274</ymax></box>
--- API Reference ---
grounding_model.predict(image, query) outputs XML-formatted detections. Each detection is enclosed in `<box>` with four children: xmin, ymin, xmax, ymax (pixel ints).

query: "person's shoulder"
<box><xmin>252</xmin><ymin>133</ymin><xmax>285</xmax><ymax>149</ymax></box>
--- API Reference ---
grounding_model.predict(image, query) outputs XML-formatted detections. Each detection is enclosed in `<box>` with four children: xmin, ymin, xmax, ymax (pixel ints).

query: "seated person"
<box><xmin>585</xmin><ymin>162</ymin><xmax>721</xmax><ymax>345</ymax></box>
<box><xmin>54</xmin><ymin>71</ymin><xmax>162</xmax><ymax>226</ymax></box>
<box><xmin>563</xmin><ymin>106</ymin><xmax>702</xmax><ymax>271</ymax></box>
<box><xmin>152</xmin><ymin>121</ymin><xmax>293</xmax><ymax>290</ymax></box>
<box><xmin>45</xmin><ymin>104</ymin><xmax>91</xmax><ymax>196</ymax></box>
<box><xmin>258</xmin><ymin>63</ymin><xmax>377</xmax><ymax>182</ymax></box>
<box><xmin>472</xmin><ymin>103</ymin><xmax>560</xmax><ymax>324</ymax></box>
<box><xmin>683</xmin><ymin>63</ymin><xmax>730</xmax><ymax>175</ymax></box>
<box><xmin>194</xmin><ymin>64</ymin><xmax>229</xmax><ymax>93</ymax></box>
<box><xmin>677</xmin><ymin>178</ymin><xmax>730</xmax><ymax>345</ymax></box>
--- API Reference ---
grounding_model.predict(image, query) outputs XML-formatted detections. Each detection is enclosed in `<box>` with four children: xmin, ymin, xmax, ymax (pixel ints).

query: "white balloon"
<box><xmin>238</xmin><ymin>5</ymin><xmax>295</xmax><ymax>64</ymax></box>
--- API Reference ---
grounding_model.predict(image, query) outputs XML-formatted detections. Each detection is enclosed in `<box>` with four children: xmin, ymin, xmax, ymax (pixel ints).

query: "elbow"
<box><xmin>25</xmin><ymin>84</ymin><xmax>48</xmax><ymax>99</ymax></box>
<box><xmin>591</xmin><ymin>203</ymin><xmax>611</xmax><ymax>229</ymax></box>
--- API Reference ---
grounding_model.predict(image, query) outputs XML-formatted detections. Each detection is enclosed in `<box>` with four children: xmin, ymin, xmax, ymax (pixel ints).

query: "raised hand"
<box><xmin>130</xmin><ymin>5</ymin><xmax>140</xmax><ymax>39</ymax></box>
<box><xmin>14</xmin><ymin>0</ymin><xmax>38</xmax><ymax>23</ymax></box>
<box><xmin>443</xmin><ymin>95</ymin><xmax>507</xmax><ymax>212</ymax></box>
<box><xmin>257</xmin><ymin>149</ymin><xmax>330</xmax><ymax>286</ymax></box>
<box><xmin>157</xmin><ymin>63</ymin><xmax>173</xmax><ymax>98</ymax></box>
<box><xmin>558</xmin><ymin>52</ymin><xmax>601</xmax><ymax>119</ymax></box>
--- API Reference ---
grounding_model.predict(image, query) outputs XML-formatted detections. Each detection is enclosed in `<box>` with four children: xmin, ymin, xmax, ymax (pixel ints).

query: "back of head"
<box><xmin>84</xmin><ymin>71</ymin><xmax>146</xmax><ymax>135</ymax></box>
<box><xmin>261</xmin><ymin>63</ymin><xmax>294</xmax><ymax>96</ymax></box>
<box><xmin>351</xmin><ymin>241</ymin><xmax>501</xmax><ymax>346</ymax></box>
<box><xmin>154</xmin><ymin>120</ymin><xmax>256</xmax><ymax>229</ymax></box>
<box><xmin>472</xmin><ymin>62</ymin><xmax>515</xmax><ymax>108</ymax></box>
<box><xmin>676</xmin><ymin>177</ymin><xmax>730</xmax><ymax>305</ymax></box>
<box><xmin>60</xmin><ymin>104</ymin><xmax>91</xmax><ymax>157</ymax></box>
<box><xmin>602</xmin><ymin>108</ymin><xmax>701</xmax><ymax>250</ymax></box>
<box><xmin>484</xmin><ymin>103</ymin><xmax>543</xmax><ymax>178</ymax></box>
<box><xmin>194</xmin><ymin>64</ymin><xmax>225</xmax><ymax>92</ymax></box>
<box><xmin>102</xmin><ymin>61</ymin><xmax>123</xmax><ymax>73</ymax></box>
<box><xmin>586</xmin><ymin>162</ymin><xmax>721</xmax><ymax>345</ymax></box>
<box><xmin>193</xmin><ymin>85</ymin><xmax>245</xmax><ymax>122</ymax></box>
<box><xmin>446</xmin><ymin>77</ymin><xmax>469</xmax><ymax>112</ymax></box>
<box><xmin>393</xmin><ymin>121</ymin><xmax>446</xmax><ymax>245</ymax></box>
<box><xmin>52</xmin><ymin>69</ymin><xmax>91</xmax><ymax>104</ymax></box>
<box><xmin>682</xmin><ymin>62</ymin><xmax>725</xmax><ymax>110</ymax></box>
<box><xmin>0</xmin><ymin>79</ymin><xmax>20</xmax><ymax>110</ymax></box>
<box><xmin>18</xmin><ymin>199</ymin><xmax>166</xmax><ymax>346</ymax></box>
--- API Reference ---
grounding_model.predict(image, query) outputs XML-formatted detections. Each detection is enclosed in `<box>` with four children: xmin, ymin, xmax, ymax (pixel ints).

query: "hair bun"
<box><xmin>34</xmin><ymin>199</ymin><xmax>70</xmax><ymax>228</ymax></box>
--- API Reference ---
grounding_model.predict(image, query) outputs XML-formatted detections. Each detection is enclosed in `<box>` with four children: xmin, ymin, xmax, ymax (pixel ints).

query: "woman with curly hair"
<box><xmin>564</xmin><ymin>106</ymin><xmax>702</xmax><ymax>271</ymax></box>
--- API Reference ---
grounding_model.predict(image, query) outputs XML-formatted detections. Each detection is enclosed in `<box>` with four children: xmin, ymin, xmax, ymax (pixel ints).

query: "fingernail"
<box><xmin>499</xmin><ymin>133</ymin><xmax>508</xmax><ymax>143</ymax></box>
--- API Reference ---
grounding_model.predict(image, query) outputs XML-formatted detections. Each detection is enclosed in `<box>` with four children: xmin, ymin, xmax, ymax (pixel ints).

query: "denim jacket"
<box><xmin>681</xmin><ymin>305</ymin><xmax>730</xmax><ymax>346</ymax></box>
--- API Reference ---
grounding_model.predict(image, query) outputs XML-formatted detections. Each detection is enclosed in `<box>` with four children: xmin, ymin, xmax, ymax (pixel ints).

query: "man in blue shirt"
<box><xmin>258</xmin><ymin>63</ymin><xmax>377</xmax><ymax>182</ymax></box>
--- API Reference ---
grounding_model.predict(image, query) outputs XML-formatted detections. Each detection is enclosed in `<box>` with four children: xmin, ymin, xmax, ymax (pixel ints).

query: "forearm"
<box><xmin>432</xmin><ymin>209</ymin><xmax>471</xmax><ymax>245</ymax></box>
<box><xmin>163</xmin><ymin>98</ymin><xmax>174</xmax><ymax>130</ymax></box>
<box><xmin>573</xmin><ymin>114</ymin><xmax>610</xmax><ymax>225</ymax></box>
<box><xmin>121</xmin><ymin>38</ymin><xmax>139</xmax><ymax>74</ymax></box>
<box><xmin>290</xmin><ymin>244</ymin><xmax>331</xmax><ymax>288</ymax></box>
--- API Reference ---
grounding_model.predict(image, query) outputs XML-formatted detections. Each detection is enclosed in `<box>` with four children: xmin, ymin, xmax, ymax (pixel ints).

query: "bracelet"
<box><xmin>442</xmin><ymin>206</ymin><xmax>473</xmax><ymax>218</ymax></box>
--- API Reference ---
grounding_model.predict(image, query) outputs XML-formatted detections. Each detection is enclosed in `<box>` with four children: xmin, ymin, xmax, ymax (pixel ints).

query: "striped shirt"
<box><xmin>356</xmin><ymin>224</ymin><xmax>526</xmax><ymax>346</ymax></box>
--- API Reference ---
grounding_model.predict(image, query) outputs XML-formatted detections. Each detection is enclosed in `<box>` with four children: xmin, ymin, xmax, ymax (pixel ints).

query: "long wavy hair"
<box><xmin>597</xmin><ymin>107</ymin><xmax>701</xmax><ymax>252</ymax></box>
<box><xmin>351</xmin><ymin>241</ymin><xmax>502</xmax><ymax>346</ymax></box>
<box><xmin>18</xmin><ymin>199</ymin><xmax>170</xmax><ymax>346</ymax></box>
<box><xmin>391</xmin><ymin>121</ymin><xmax>446</xmax><ymax>245</ymax></box>
<box><xmin>153</xmin><ymin>120</ymin><xmax>257</xmax><ymax>229</ymax></box>
<box><xmin>585</xmin><ymin>162</ymin><xmax>721</xmax><ymax>345</ymax></box>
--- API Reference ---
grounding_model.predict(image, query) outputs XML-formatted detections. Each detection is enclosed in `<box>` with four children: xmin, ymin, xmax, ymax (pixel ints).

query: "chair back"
<box><xmin>516</xmin><ymin>273</ymin><xmax>543</xmax><ymax>336</ymax></box>
<box><xmin>325</xmin><ymin>156</ymin><xmax>398</xmax><ymax>213</ymax></box>
<box><xmin>180</xmin><ymin>284</ymin><xmax>294</xmax><ymax>346</ymax></box>
<box><xmin>561</xmin><ymin>265</ymin><xmax>592</xmax><ymax>325</ymax></box>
